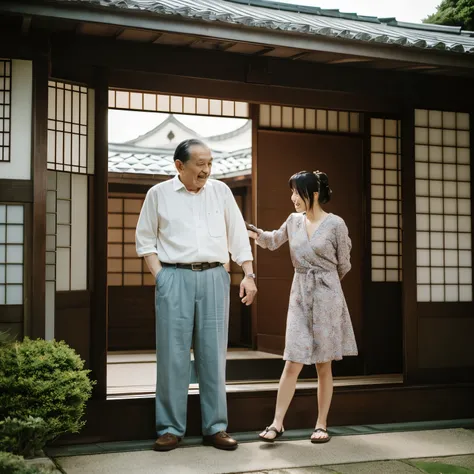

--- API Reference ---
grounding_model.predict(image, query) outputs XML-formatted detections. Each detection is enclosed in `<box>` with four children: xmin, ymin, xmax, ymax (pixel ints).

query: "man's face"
<box><xmin>176</xmin><ymin>145</ymin><xmax>213</xmax><ymax>192</ymax></box>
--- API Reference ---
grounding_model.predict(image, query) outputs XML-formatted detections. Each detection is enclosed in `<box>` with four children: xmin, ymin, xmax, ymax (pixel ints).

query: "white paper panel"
<box><xmin>327</xmin><ymin>111</ymin><xmax>337</xmax><ymax>131</ymax></box>
<box><xmin>316</xmin><ymin>110</ymin><xmax>327</xmax><ymax>131</ymax></box>
<box><xmin>294</xmin><ymin>108</ymin><xmax>305</xmax><ymax>129</ymax></box>
<box><xmin>259</xmin><ymin>104</ymin><xmax>270</xmax><ymax>127</ymax></box>
<box><xmin>305</xmin><ymin>109</ymin><xmax>316</xmax><ymax>130</ymax></box>
<box><xmin>445</xmin><ymin>268</ymin><xmax>458</xmax><ymax>284</ymax></box>
<box><xmin>429</xmin><ymin>110</ymin><xmax>442</xmax><ymax>128</ymax></box>
<box><xmin>56</xmin><ymin>247</ymin><xmax>70</xmax><ymax>291</ymax></box>
<box><xmin>371</xmin><ymin>118</ymin><xmax>383</xmax><ymax>135</ymax></box>
<box><xmin>460</xmin><ymin>285</ymin><xmax>472</xmax><ymax>301</ymax></box>
<box><xmin>2</xmin><ymin>60</ymin><xmax>32</xmax><ymax>179</ymax></box>
<box><xmin>282</xmin><ymin>106</ymin><xmax>293</xmax><ymax>128</ymax></box>
<box><xmin>45</xmin><ymin>280</ymin><xmax>55</xmax><ymax>340</ymax></box>
<box><xmin>270</xmin><ymin>106</ymin><xmax>281</xmax><ymax>128</ymax></box>
<box><xmin>87</xmin><ymin>89</ymin><xmax>95</xmax><ymax>175</ymax></box>
<box><xmin>417</xmin><ymin>285</ymin><xmax>430</xmax><ymax>302</ymax></box>
<box><xmin>71</xmin><ymin>174</ymin><xmax>88</xmax><ymax>290</ymax></box>
<box><xmin>443</xmin><ymin>112</ymin><xmax>456</xmax><ymax>129</ymax></box>
<box><xmin>457</xmin><ymin>113</ymin><xmax>470</xmax><ymax>130</ymax></box>
<box><xmin>415</xmin><ymin>109</ymin><xmax>428</xmax><ymax>127</ymax></box>
<box><xmin>6</xmin><ymin>285</ymin><xmax>22</xmax><ymax>305</ymax></box>
<box><xmin>339</xmin><ymin>111</ymin><xmax>349</xmax><ymax>132</ymax></box>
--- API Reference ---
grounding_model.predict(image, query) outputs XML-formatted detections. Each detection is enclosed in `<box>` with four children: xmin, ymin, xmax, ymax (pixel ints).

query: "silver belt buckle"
<box><xmin>191</xmin><ymin>263</ymin><xmax>202</xmax><ymax>271</ymax></box>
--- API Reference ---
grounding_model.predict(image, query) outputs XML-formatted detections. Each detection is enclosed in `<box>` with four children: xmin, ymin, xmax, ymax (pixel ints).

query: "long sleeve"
<box><xmin>335</xmin><ymin>219</ymin><xmax>352</xmax><ymax>279</ymax></box>
<box><xmin>224</xmin><ymin>186</ymin><xmax>253</xmax><ymax>266</ymax></box>
<box><xmin>256</xmin><ymin>218</ymin><xmax>289</xmax><ymax>251</ymax></box>
<box><xmin>135</xmin><ymin>188</ymin><xmax>159</xmax><ymax>257</ymax></box>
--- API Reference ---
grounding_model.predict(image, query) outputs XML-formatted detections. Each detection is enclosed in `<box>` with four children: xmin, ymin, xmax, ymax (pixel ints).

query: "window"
<box><xmin>0</xmin><ymin>204</ymin><xmax>24</xmax><ymax>305</ymax></box>
<box><xmin>47</xmin><ymin>81</ymin><xmax>90</xmax><ymax>174</ymax></box>
<box><xmin>108</xmin><ymin>196</ymin><xmax>155</xmax><ymax>286</ymax></box>
<box><xmin>370</xmin><ymin>118</ymin><xmax>402</xmax><ymax>282</ymax></box>
<box><xmin>259</xmin><ymin>104</ymin><xmax>361</xmax><ymax>133</ymax></box>
<box><xmin>415</xmin><ymin>110</ymin><xmax>472</xmax><ymax>302</ymax></box>
<box><xmin>0</xmin><ymin>59</ymin><xmax>11</xmax><ymax>162</ymax></box>
<box><xmin>109</xmin><ymin>90</ymin><xmax>249</xmax><ymax>118</ymax></box>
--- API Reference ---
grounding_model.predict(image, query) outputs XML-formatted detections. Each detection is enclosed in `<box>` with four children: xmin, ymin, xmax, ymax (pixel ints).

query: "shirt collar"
<box><xmin>172</xmin><ymin>174</ymin><xmax>212</xmax><ymax>193</ymax></box>
<box><xmin>172</xmin><ymin>175</ymin><xmax>185</xmax><ymax>191</ymax></box>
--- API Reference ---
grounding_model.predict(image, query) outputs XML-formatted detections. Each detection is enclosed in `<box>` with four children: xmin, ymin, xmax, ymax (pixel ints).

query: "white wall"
<box><xmin>1</xmin><ymin>60</ymin><xmax>32</xmax><ymax>180</ymax></box>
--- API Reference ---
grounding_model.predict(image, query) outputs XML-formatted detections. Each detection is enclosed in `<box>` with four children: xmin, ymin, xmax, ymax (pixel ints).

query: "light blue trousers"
<box><xmin>155</xmin><ymin>265</ymin><xmax>230</xmax><ymax>437</ymax></box>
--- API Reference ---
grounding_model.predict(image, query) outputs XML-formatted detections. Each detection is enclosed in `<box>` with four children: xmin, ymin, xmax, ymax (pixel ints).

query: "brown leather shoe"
<box><xmin>153</xmin><ymin>433</ymin><xmax>182</xmax><ymax>452</ymax></box>
<box><xmin>203</xmin><ymin>431</ymin><xmax>238</xmax><ymax>451</ymax></box>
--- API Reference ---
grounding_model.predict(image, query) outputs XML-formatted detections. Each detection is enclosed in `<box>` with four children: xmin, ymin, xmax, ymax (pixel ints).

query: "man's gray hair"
<box><xmin>173</xmin><ymin>139</ymin><xmax>208</xmax><ymax>164</ymax></box>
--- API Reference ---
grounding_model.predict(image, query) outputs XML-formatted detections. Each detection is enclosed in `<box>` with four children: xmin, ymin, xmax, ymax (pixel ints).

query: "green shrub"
<box><xmin>0</xmin><ymin>451</ymin><xmax>51</xmax><ymax>474</ymax></box>
<box><xmin>0</xmin><ymin>338</ymin><xmax>95</xmax><ymax>456</ymax></box>
<box><xmin>0</xmin><ymin>417</ymin><xmax>49</xmax><ymax>459</ymax></box>
<box><xmin>0</xmin><ymin>329</ymin><xmax>15</xmax><ymax>347</ymax></box>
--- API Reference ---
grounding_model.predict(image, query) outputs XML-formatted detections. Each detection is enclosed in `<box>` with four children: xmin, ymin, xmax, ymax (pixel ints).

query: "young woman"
<box><xmin>248</xmin><ymin>170</ymin><xmax>358</xmax><ymax>444</ymax></box>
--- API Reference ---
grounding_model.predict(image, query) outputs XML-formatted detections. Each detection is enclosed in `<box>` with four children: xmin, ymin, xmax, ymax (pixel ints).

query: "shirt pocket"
<box><xmin>207</xmin><ymin>207</ymin><xmax>226</xmax><ymax>238</ymax></box>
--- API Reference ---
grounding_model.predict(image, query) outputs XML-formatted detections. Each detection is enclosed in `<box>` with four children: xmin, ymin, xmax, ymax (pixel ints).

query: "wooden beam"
<box><xmin>0</xmin><ymin>32</ymin><xmax>34</xmax><ymax>59</ymax></box>
<box><xmin>0</xmin><ymin>180</ymin><xmax>33</xmax><ymax>202</ymax></box>
<box><xmin>0</xmin><ymin>306</ymin><xmax>24</xmax><ymax>323</ymax></box>
<box><xmin>328</xmin><ymin>57</ymin><xmax>373</xmax><ymax>64</ymax></box>
<box><xmin>21</xmin><ymin>15</ymin><xmax>32</xmax><ymax>35</ymax></box>
<box><xmin>288</xmin><ymin>51</ymin><xmax>311</xmax><ymax>60</ymax></box>
<box><xmin>53</xmin><ymin>383</ymin><xmax>474</xmax><ymax>444</ymax></box>
<box><xmin>109</xmin><ymin>70</ymin><xmax>399</xmax><ymax>113</ymax></box>
<box><xmin>30</xmin><ymin>41</ymin><xmax>49</xmax><ymax>339</ymax></box>
<box><xmin>49</xmin><ymin>36</ymin><xmax>474</xmax><ymax>112</ymax></box>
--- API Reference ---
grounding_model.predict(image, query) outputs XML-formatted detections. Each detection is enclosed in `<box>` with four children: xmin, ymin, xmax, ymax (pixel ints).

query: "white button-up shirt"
<box><xmin>135</xmin><ymin>175</ymin><xmax>253</xmax><ymax>266</ymax></box>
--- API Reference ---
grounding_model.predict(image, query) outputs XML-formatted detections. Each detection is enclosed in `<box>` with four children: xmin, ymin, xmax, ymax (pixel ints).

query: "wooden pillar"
<box><xmin>30</xmin><ymin>40</ymin><xmax>49</xmax><ymax>339</ymax></box>
<box><xmin>90</xmin><ymin>67</ymin><xmax>109</xmax><ymax>399</ymax></box>
<box><xmin>401</xmin><ymin>105</ymin><xmax>417</xmax><ymax>384</ymax></box>
<box><xmin>250</xmin><ymin>103</ymin><xmax>259</xmax><ymax>348</ymax></box>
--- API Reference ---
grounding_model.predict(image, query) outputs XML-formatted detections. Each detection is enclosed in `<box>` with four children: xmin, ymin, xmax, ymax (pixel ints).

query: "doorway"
<box><xmin>256</xmin><ymin>130</ymin><xmax>365</xmax><ymax>376</ymax></box>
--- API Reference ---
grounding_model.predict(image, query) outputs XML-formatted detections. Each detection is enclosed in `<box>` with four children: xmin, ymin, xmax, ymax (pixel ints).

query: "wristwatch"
<box><xmin>246</xmin><ymin>273</ymin><xmax>256</xmax><ymax>279</ymax></box>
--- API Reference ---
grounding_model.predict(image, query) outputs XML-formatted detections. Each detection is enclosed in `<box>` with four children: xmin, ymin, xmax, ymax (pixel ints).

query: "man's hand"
<box><xmin>144</xmin><ymin>254</ymin><xmax>162</xmax><ymax>280</ymax></box>
<box><xmin>240</xmin><ymin>276</ymin><xmax>257</xmax><ymax>306</ymax></box>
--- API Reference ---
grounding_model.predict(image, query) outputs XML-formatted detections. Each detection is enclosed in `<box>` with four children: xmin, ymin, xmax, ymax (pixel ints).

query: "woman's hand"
<box><xmin>248</xmin><ymin>230</ymin><xmax>259</xmax><ymax>240</ymax></box>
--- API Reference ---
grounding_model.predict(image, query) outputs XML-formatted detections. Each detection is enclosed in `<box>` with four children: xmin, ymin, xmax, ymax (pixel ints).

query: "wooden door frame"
<box><xmin>89</xmin><ymin>79</ymin><xmax>402</xmax><ymax>395</ymax></box>
<box><xmin>254</xmin><ymin>128</ymin><xmax>366</xmax><ymax>374</ymax></box>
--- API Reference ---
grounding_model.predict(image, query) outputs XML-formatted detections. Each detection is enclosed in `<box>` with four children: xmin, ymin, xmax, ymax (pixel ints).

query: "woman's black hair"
<box><xmin>288</xmin><ymin>171</ymin><xmax>332</xmax><ymax>209</ymax></box>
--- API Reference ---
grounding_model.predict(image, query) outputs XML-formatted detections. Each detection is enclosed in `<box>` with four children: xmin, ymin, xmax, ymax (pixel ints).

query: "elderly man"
<box><xmin>136</xmin><ymin>138</ymin><xmax>257</xmax><ymax>452</ymax></box>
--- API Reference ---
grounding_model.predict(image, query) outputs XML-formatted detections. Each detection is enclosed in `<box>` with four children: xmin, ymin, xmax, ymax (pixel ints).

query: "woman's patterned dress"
<box><xmin>257</xmin><ymin>213</ymin><xmax>358</xmax><ymax>364</ymax></box>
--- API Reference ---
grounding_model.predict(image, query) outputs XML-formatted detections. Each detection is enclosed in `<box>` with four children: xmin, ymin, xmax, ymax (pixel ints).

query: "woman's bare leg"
<box><xmin>260</xmin><ymin>361</ymin><xmax>303</xmax><ymax>440</ymax></box>
<box><xmin>311</xmin><ymin>361</ymin><xmax>333</xmax><ymax>440</ymax></box>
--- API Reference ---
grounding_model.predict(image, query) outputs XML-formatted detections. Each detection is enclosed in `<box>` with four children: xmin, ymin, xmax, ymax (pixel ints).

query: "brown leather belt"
<box><xmin>162</xmin><ymin>262</ymin><xmax>222</xmax><ymax>272</ymax></box>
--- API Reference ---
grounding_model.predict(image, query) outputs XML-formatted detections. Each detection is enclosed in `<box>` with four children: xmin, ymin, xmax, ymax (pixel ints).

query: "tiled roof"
<box><xmin>64</xmin><ymin>0</ymin><xmax>474</xmax><ymax>53</ymax></box>
<box><xmin>108</xmin><ymin>143</ymin><xmax>251</xmax><ymax>178</ymax></box>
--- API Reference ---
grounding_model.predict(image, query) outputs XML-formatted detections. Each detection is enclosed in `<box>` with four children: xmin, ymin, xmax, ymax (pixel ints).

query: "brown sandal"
<box><xmin>311</xmin><ymin>428</ymin><xmax>331</xmax><ymax>444</ymax></box>
<box><xmin>259</xmin><ymin>426</ymin><xmax>284</xmax><ymax>443</ymax></box>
